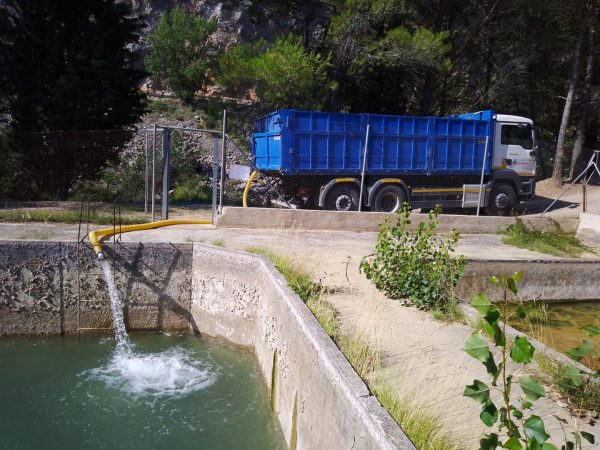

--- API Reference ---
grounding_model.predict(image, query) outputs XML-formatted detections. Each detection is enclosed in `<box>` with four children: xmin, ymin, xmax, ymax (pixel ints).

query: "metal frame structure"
<box><xmin>541</xmin><ymin>150</ymin><xmax>600</xmax><ymax>216</ymax></box>
<box><xmin>143</xmin><ymin>118</ymin><xmax>228</xmax><ymax>223</ymax></box>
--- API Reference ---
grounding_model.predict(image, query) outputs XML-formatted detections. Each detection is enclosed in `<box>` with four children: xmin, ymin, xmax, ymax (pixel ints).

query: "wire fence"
<box><xmin>1</xmin><ymin>110</ymin><xmax>598</xmax><ymax>221</ymax></box>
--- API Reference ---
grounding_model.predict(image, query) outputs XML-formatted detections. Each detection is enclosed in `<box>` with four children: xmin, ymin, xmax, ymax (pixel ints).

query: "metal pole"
<box><xmin>144</xmin><ymin>130</ymin><xmax>148</xmax><ymax>214</ymax></box>
<box><xmin>219</xmin><ymin>110</ymin><xmax>227</xmax><ymax>214</ymax></box>
<box><xmin>476</xmin><ymin>136</ymin><xmax>489</xmax><ymax>216</ymax></box>
<box><xmin>151</xmin><ymin>124</ymin><xmax>156</xmax><ymax>222</ymax></box>
<box><xmin>161</xmin><ymin>128</ymin><xmax>171</xmax><ymax>220</ymax></box>
<box><xmin>212</xmin><ymin>136</ymin><xmax>219</xmax><ymax>223</ymax></box>
<box><xmin>358</xmin><ymin>124</ymin><xmax>370</xmax><ymax>212</ymax></box>
<box><xmin>541</xmin><ymin>151</ymin><xmax>596</xmax><ymax>216</ymax></box>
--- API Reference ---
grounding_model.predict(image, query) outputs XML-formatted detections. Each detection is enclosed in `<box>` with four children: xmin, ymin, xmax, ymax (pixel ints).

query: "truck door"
<box><xmin>493</xmin><ymin>122</ymin><xmax>536</xmax><ymax>176</ymax></box>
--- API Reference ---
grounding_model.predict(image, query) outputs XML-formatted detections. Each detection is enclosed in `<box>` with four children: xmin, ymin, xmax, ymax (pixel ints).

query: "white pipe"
<box><xmin>358</xmin><ymin>124</ymin><xmax>370</xmax><ymax>212</ymax></box>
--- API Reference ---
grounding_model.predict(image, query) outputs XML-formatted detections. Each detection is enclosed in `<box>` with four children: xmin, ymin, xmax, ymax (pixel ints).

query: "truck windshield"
<box><xmin>501</xmin><ymin>124</ymin><xmax>533</xmax><ymax>150</ymax></box>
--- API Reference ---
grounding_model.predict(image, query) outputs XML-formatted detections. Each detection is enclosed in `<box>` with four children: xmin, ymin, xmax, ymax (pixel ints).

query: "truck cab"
<box><xmin>487</xmin><ymin>114</ymin><xmax>537</xmax><ymax>214</ymax></box>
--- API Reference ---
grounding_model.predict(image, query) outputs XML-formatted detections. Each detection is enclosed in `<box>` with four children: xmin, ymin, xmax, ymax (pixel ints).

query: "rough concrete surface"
<box><xmin>217</xmin><ymin>206</ymin><xmax>580</xmax><ymax>234</ymax></box>
<box><xmin>0</xmin><ymin>241</ymin><xmax>192</xmax><ymax>335</ymax></box>
<box><xmin>191</xmin><ymin>246</ymin><xmax>415</xmax><ymax>450</ymax></box>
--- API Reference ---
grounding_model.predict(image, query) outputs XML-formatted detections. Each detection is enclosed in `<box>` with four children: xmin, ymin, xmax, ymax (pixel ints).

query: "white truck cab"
<box><xmin>493</xmin><ymin>114</ymin><xmax>537</xmax><ymax>177</ymax></box>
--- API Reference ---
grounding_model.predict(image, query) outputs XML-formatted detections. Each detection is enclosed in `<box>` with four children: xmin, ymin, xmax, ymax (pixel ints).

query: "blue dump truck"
<box><xmin>251</xmin><ymin>109</ymin><xmax>537</xmax><ymax>215</ymax></box>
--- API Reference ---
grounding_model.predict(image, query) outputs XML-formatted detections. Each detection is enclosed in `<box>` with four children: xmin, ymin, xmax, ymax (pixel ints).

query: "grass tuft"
<box><xmin>503</xmin><ymin>218</ymin><xmax>591</xmax><ymax>258</ymax></box>
<box><xmin>371</xmin><ymin>381</ymin><xmax>461</xmax><ymax>450</ymax></box>
<box><xmin>0</xmin><ymin>208</ymin><xmax>148</xmax><ymax>225</ymax></box>
<box><xmin>211</xmin><ymin>238</ymin><xmax>225</xmax><ymax>248</ymax></box>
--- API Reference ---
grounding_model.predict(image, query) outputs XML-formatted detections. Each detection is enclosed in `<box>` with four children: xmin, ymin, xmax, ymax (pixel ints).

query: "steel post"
<box><xmin>161</xmin><ymin>128</ymin><xmax>171</xmax><ymax>220</ymax></box>
<box><xmin>476</xmin><ymin>136</ymin><xmax>490</xmax><ymax>216</ymax></box>
<box><xmin>358</xmin><ymin>124</ymin><xmax>370</xmax><ymax>212</ymax></box>
<box><xmin>151</xmin><ymin>124</ymin><xmax>156</xmax><ymax>222</ymax></box>
<box><xmin>212</xmin><ymin>136</ymin><xmax>219</xmax><ymax>223</ymax></box>
<box><xmin>219</xmin><ymin>110</ymin><xmax>227</xmax><ymax>214</ymax></box>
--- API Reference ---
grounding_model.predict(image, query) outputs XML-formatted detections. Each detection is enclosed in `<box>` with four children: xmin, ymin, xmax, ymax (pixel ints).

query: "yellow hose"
<box><xmin>88</xmin><ymin>219</ymin><xmax>212</xmax><ymax>259</ymax></box>
<box><xmin>243</xmin><ymin>170</ymin><xmax>259</xmax><ymax>208</ymax></box>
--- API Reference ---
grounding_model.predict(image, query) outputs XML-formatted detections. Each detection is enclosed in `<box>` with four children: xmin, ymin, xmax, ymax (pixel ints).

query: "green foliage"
<box><xmin>503</xmin><ymin>219</ymin><xmax>591</xmax><ymax>258</ymax></box>
<box><xmin>0</xmin><ymin>0</ymin><xmax>146</xmax><ymax>199</ymax></box>
<box><xmin>218</xmin><ymin>35</ymin><xmax>331</xmax><ymax>110</ymax></box>
<box><xmin>172</xmin><ymin>177</ymin><xmax>211</xmax><ymax>203</ymax></box>
<box><xmin>0</xmin><ymin>207</ymin><xmax>148</xmax><ymax>225</ymax></box>
<box><xmin>146</xmin><ymin>7</ymin><xmax>217</xmax><ymax>103</ymax></box>
<box><xmin>464</xmin><ymin>274</ymin><xmax>595</xmax><ymax>450</ymax></box>
<box><xmin>361</xmin><ymin>204</ymin><xmax>465</xmax><ymax>312</ymax></box>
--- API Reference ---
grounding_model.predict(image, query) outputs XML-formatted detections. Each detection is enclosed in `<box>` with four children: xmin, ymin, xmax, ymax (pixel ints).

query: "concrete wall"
<box><xmin>458</xmin><ymin>259</ymin><xmax>600</xmax><ymax>301</ymax></box>
<box><xmin>191</xmin><ymin>246</ymin><xmax>415</xmax><ymax>450</ymax></box>
<box><xmin>217</xmin><ymin>206</ymin><xmax>579</xmax><ymax>234</ymax></box>
<box><xmin>0</xmin><ymin>240</ymin><xmax>415</xmax><ymax>450</ymax></box>
<box><xmin>0</xmin><ymin>241</ymin><xmax>192</xmax><ymax>335</ymax></box>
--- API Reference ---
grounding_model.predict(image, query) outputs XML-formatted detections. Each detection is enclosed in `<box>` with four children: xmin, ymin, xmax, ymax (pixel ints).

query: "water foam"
<box><xmin>94</xmin><ymin>260</ymin><xmax>216</xmax><ymax>399</ymax></box>
<box><xmin>86</xmin><ymin>347</ymin><xmax>216</xmax><ymax>399</ymax></box>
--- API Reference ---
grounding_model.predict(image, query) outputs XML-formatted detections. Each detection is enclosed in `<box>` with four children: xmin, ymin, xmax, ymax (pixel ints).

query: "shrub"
<box><xmin>361</xmin><ymin>204</ymin><xmax>465</xmax><ymax>311</ymax></box>
<box><xmin>172</xmin><ymin>177</ymin><xmax>211</xmax><ymax>203</ymax></box>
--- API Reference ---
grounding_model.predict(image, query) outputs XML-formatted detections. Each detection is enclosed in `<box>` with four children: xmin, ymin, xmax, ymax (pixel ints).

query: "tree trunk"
<box><xmin>569</xmin><ymin>25</ymin><xmax>595</xmax><ymax>180</ymax></box>
<box><xmin>552</xmin><ymin>28</ymin><xmax>584</xmax><ymax>186</ymax></box>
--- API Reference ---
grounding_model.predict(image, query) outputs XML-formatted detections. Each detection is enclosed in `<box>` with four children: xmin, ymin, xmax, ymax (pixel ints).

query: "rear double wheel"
<box><xmin>325</xmin><ymin>184</ymin><xmax>360</xmax><ymax>211</ymax></box>
<box><xmin>373</xmin><ymin>185</ymin><xmax>407</xmax><ymax>213</ymax></box>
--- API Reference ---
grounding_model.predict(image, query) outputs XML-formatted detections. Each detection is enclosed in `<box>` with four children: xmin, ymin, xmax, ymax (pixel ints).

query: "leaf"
<box><xmin>519</xmin><ymin>375</ymin><xmax>546</xmax><ymax>401</ymax></box>
<box><xmin>480</xmin><ymin>399</ymin><xmax>498</xmax><ymax>426</ymax></box>
<box><xmin>583</xmin><ymin>324</ymin><xmax>600</xmax><ymax>337</ymax></box>
<box><xmin>464</xmin><ymin>333</ymin><xmax>491</xmax><ymax>363</ymax></box>
<box><xmin>561</xmin><ymin>365</ymin><xmax>582</xmax><ymax>387</ymax></box>
<box><xmin>484</xmin><ymin>353</ymin><xmax>499</xmax><ymax>378</ymax></box>
<box><xmin>472</xmin><ymin>293</ymin><xmax>493</xmax><ymax>315</ymax></box>
<box><xmin>502</xmin><ymin>437</ymin><xmax>522</xmax><ymax>450</ymax></box>
<box><xmin>486</xmin><ymin>309</ymin><xmax>502</xmax><ymax>327</ymax></box>
<box><xmin>464</xmin><ymin>380</ymin><xmax>490</xmax><ymax>404</ymax></box>
<box><xmin>507</xmin><ymin>277</ymin><xmax>518</xmax><ymax>294</ymax></box>
<box><xmin>541</xmin><ymin>444</ymin><xmax>558</xmax><ymax>450</ymax></box>
<box><xmin>523</xmin><ymin>415</ymin><xmax>550</xmax><ymax>444</ymax></box>
<box><xmin>489</xmin><ymin>276</ymin><xmax>500</xmax><ymax>285</ymax></box>
<box><xmin>581</xmin><ymin>431</ymin><xmax>595</xmax><ymax>444</ymax></box>
<box><xmin>513</xmin><ymin>272</ymin><xmax>523</xmax><ymax>282</ymax></box>
<box><xmin>566</xmin><ymin>346</ymin><xmax>586</xmax><ymax>362</ymax></box>
<box><xmin>480</xmin><ymin>433</ymin><xmax>500</xmax><ymax>450</ymax></box>
<box><xmin>511</xmin><ymin>336</ymin><xmax>535</xmax><ymax>364</ymax></box>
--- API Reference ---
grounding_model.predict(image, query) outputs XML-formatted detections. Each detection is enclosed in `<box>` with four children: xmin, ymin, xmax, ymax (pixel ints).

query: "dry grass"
<box><xmin>247</xmin><ymin>246</ymin><xmax>463</xmax><ymax>449</ymax></box>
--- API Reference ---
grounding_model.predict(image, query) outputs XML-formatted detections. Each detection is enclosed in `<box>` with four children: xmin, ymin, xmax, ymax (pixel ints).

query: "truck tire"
<box><xmin>373</xmin><ymin>185</ymin><xmax>407</xmax><ymax>213</ymax></box>
<box><xmin>325</xmin><ymin>184</ymin><xmax>359</xmax><ymax>211</ymax></box>
<box><xmin>486</xmin><ymin>183</ymin><xmax>516</xmax><ymax>216</ymax></box>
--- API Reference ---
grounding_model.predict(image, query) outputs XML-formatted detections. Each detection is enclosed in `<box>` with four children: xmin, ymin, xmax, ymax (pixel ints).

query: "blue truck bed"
<box><xmin>252</xmin><ymin>109</ymin><xmax>494</xmax><ymax>176</ymax></box>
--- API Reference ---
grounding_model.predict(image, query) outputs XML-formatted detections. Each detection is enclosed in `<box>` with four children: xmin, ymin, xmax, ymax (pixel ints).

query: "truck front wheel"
<box><xmin>486</xmin><ymin>183</ymin><xmax>516</xmax><ymax>216</ymax></box>
<box><xmin>325</xmin><ymin>184</ymin><xmax>359</xmax><ymax>211</ymax></box>
<box><xmin>373</xmin><ymin>185</ymin><xmax>407</xmax><ymax>213</ymax></box>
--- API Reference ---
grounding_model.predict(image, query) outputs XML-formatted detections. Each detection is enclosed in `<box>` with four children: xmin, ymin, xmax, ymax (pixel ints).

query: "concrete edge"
<box><xmin>461</xmin><ymin>304</ymin><xmax>592</xmax><ymax>375</ymax></box>
<box><xmin>199</xmin><ymin>245</ymin><xmax>416</xmax><ymax>449</ymax></box>
<box><xmin>217</xmin><ymin>206</ymin><xmax>580</xmax><ymax>234</ymax></box>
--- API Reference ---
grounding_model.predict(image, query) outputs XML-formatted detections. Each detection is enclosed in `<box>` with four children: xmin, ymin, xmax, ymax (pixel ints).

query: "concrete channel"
<box><xmin>0</xmin><ymin>240</ymin><xmax>415</xmax><ymax>450</ymax></box>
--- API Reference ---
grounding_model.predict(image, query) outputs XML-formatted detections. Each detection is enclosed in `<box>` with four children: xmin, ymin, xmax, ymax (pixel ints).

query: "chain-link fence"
<box><xmin>1</xmin><ymin>109</ymin><xmax>598</xmax><ymax>222</ymax></box>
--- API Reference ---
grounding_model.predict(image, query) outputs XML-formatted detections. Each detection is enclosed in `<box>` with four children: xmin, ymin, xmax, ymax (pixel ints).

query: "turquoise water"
<box><xmin>0</xmin><ymin>333</ymin><xmax>285</xmax><ymax>450</ymax></box>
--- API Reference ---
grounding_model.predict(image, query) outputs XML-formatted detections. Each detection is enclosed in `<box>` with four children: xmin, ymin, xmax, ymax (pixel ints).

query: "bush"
<box><xmin>172</xmin><ymin>177</ymin><xmax>210</xmax><ymax>203</ymax></box>
<box><xmin>361</xmin><ymin>204</ymin><xmax>465</xmax><ymax>311</ymax></box>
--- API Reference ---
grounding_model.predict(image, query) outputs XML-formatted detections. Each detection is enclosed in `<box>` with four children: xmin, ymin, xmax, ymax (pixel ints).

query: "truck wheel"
<box><xmin>486</xmin><ymin>183</ymin><xmax>516</xmax><ymax>216</ymax></box>
<box><xmin>325</xmin><ymin>184</ymin><xmax>359</xmax><ymax>211</ymax></box>
<box><xmin>373</xmin><ymin>185</ymin><xmax>407</xmax><ymax>213</ymax></box>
